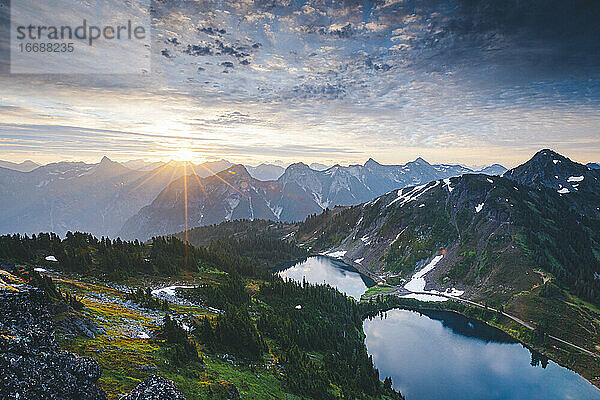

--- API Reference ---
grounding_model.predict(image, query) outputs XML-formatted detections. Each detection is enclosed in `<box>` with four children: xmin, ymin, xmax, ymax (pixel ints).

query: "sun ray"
<box><xmin>188</xmin><ymin>165</ymin><xmax>209</xmax><ymax>199</ymax></box>
<box><xmin>183</xmin><ymin>162</ymin><xmax>189</xmax><ymax>266</ymax></box>
<box><xmin>193</xmin><ymin>163</ymin><xmax>249</xmax><ymax>199</ymax></box>
<box><xmin>128</xmin><ymin>162</ymin><xmax>175</xmax><ymax>195</ymax></box>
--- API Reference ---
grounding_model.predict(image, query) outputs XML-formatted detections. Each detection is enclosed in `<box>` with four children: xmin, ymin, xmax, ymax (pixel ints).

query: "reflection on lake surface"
<box><xmin>364</xmin><ymin>309</ymin><xmax>600</xmax><ymax>400</ymax></box>
<box><xmin>277</xmin><ymin>256</ymin><xmax>373</xmax><ymax>300</ymax></box>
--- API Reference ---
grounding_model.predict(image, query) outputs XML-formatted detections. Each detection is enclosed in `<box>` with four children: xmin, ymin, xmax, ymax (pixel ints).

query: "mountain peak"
<box><xmin>364</xmin><ymin>158</ymin><xmax>381</xmax><ymax>168</ymax></box>
<box><xmin>478</xmin><ymin>164</ymin><xmax>508</xmax><ymax>176</ymax></box>
<box><xmin>412</xmin><ymin>157</ymin><xmax>431</xmax><ymax>165</ymax></box>
<box><xmin>504</xmin><ymin>149</ymin><xmax>599</xmax><ymax>199</ymax></box>
<box><xmin>95</xmin><ymin>156</ymin><xmax>131</xmax><ymax>174</ymax></box>
<box><xmin>532</xmin><ymin>149</ymin><xmax>563</xmax><ymax>160</ymax></box>
<box><xmin>0</xmin><ymin>159</ymin><xmax>40</xmax><ymax>172</ymax></box>
<box><xmin>309</xmin><ymin>162</ymin><xmax>330</xmax><ymax>171</ymax></box>
<box><xmin>286</xmin><ymin>162</ymin><xmax>311</xmax><ymax>171</ymax></box>
<box><xmin>220</xmin><ymin>164</ymin><xmax>251</xmax><ymax>179</ymax></box>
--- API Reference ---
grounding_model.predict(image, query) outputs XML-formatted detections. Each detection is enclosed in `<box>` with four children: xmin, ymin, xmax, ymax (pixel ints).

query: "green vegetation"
<box><xmin>0</xmin><ymin>231</ymin><xmax>272</xmax><ymax>279</ymax></box>
<box><xmin>176</xmin><ymin>220</ymin><xmax>307</xmax><ymax>268</ymax></box>
<box><xmin>256</xmin><ymin>277</ymin><xmax>401</xmax><ymax>400</ymax></box>
<box><xmin>362</xmin><ymin>285</ymin><xmax>395</xmax><ymax>297</ymax></box>
<box><xmin>1</xmin><ymin>231</ymin><xmax>404</xmax><ymax>399</ymax></box>
<box><xmin>189</xmin><ymin>272</ymin><xmax>402</xmax><ymax>399</ymax></box>
<box><xmin>298</xmin><ymin>206</ymin><xmax>362</xmax><ymax>250</ymax></box>
<box><xmin>11</xmin><ymin>266</ymin><xmax>62</xmax><ymax>300</ymax></box>
<box><xmin>157</xmin><ymin>315</ymin><xmax>201</xmax><ymax>366</ymax></box>
<box><xmin>126</xmin><ymin>287</ymin><xmax>170</xmax><ymax>311</ymax></box>
<box><xmin>381</xmin><ymin>188</ymin><xmax>457</xmax><ymax>275</ymax></box>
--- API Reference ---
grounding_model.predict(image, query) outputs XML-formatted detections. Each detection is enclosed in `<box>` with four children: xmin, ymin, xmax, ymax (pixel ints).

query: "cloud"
<box><xmin>0</xmin><ymin>0</ymin><xmax>598</xmax><ymax>166</ymax></box>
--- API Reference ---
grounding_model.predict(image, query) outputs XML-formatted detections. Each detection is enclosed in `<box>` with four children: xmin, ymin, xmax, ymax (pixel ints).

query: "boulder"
<box><xmin>121</xmin><ymin>375</ymin><xmax>186</xmax><ymax>400</ymax></box>
<box><xmin>0</xmin><ymin>283</ymin><xmax>107</xmax><ymax>400</ymax></box>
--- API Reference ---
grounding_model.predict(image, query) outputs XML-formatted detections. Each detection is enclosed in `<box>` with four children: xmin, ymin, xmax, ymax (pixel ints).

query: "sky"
<box><xmin>1</xmin><ymin>0</ymin><xmax>599</xmax><ymax>168</ymax></box>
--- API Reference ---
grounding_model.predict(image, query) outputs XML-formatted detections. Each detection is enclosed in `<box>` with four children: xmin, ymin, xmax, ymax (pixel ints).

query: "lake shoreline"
<box><xmin>365</xmin><ymin>299</ymin><xmax>600</xmax><ymax>391</ymax></box>
<box><xmin>362</xmin><ymin>307</ymin><xmax>600</xmax><ymax>399</ymax></box>
<box><xmin>277</xmin><ymin>255</ymin><xmax>600</xmax><ymax>391</ymax></box>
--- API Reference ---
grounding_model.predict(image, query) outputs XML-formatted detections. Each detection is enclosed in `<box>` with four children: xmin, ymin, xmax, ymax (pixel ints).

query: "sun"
<box><xmin>171</xmin><ymin>147</ymin><xmax>196</xmax><ymax>162</ymax></box>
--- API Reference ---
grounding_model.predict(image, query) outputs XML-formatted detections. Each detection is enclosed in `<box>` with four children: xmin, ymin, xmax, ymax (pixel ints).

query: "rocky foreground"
<box><xmin>0</xmin><ymin>278</ymin><xmax>107</xmax><ymax>400</ymax></box>
<box><xmin>122</xmin><ymin>375</ymin><xmax>187</xmax><ymax>400</ymax></box>
<box><xmin>0</xmin><ymin>270</ymin><xmax>187</xmax><ymax>400</ymax></box>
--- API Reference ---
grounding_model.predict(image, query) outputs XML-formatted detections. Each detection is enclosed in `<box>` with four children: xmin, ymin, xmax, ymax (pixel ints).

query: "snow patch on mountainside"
<box><xmin>224</xmin><ymin>196</ymin><xmax>240</xmax><ymax>220</ymax></box>
<box><xmin>443</xmin><ymin>178</ymin><xmax>453</xmax><ymax>192</ymax></box>
<box><xmin>401</xmin><ymin>255</ymin><xmax>465</xmax><ymax>302</ymax></box>
<box><xmin>312</xmin><ymin>192</ymin><xmax>329</xmax><ymax>209</ymax></box>
<box><xmin>325</xmin><ymin>250</ymin><xmax>347</xmax><ymax>258</ymax></box>
<box><xmin>387</xmin><ymin>181</ymin><xmax>439</xmax><ymax>208</ymax></box>
<box><xmin>404</xmin><ymin>255</ymin><xmax>444</xmax><ymax>292</ymax></box>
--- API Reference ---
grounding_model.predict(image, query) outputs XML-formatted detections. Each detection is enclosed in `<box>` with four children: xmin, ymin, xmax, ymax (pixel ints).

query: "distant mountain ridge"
<box><xmin>245</xmin><ymin>163</ymin><xmax>285</xmax><ymax>181</ymax></box>
<box><xmin>0</xmin><ymin>159</ymin><xmax>40</xmax><ymax>172</ymax></box>
<box><xmin>0</xmin><ymin>157</ymin><xmax>192</xmax><ymax>237</ymax></box>
<box><xmin>0</xmin><ymin>155</ymin><xmax>506</xmax><ymax>239</ymax></box>
<box><xmin>587</xmin><ymin>162</ymin><xmax>600</xmax><ymax>170</ymax></box>
<box><xmin>119</xmin><ymin>157</ymin><xmax>506</xmax><ymax>240</ymax></box>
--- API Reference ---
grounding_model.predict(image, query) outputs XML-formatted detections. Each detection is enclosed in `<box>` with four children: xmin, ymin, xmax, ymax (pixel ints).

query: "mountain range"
<box><xmin>0</xmin><ymin>157</ymin><xmax>187</xmax><ymax>238</ymax></box>
<box><xmin>0</xmin><ymin>159</ymin><xmax>39</xmax><ymax>172</ymax></box>
<box><xmin>0</xmin><ymin>156</ymin><xmax>506</xmax><ymax>239</ymax></box>
<box><xmin>289</xmin><ymin>148</ymin><xmax>600</xmax><ymax>385</ymax></box>
<box><xmin>119</xmin><ymin>158</ymin><xmax>507</xmax><ymax>240</ymax></box>
<box><xmin>297</xmin><ymin>149</ymin><xmax>600</xmax><ymax>306</ymax></box>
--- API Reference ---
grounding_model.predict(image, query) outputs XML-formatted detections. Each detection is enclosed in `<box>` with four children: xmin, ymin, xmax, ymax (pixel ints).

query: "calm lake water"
<box><xmin>280</xmin><ymin>257</ymin><xmax>600</xmax><ymax>399</ymax></box>
<box><xmin>364</xmin><ymin>309</ymin><xmax>600</xmax><ymax>400</ymax></box>
<box><xmin>277</xmin><ymin>256</ymin><xmax>374</xmax><ymax>300</ymax></box>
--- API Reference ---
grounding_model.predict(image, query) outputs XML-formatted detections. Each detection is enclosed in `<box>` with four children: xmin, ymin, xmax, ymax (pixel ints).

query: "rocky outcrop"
<box><xmin>0</xmin><ymin>280</ymin><xmax>107</xmax><ymax>400</ymax></box>
<box><xmin>121</xmin><ymin>375</ymin><xmax>186</xmax><ymax>400</ymax></box>
<box><xmin>56</xmin><ymin>311</ymin><xmax>106</xmax><ymax>338</ymax></box>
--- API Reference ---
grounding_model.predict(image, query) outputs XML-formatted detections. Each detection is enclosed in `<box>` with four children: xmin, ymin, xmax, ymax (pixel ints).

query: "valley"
<box><xmin>4</xmin><ymin>0</ymin><xmax>599</xmax><ymax>398</ymax></box>
<box><xmin>290</xmin><ymin>149</ymin><xmax>600</xmax><ymax>390</ymax></box>
<box><xmin>1</xmin><ymin>149</ymin><xmax>599</xmax><ymax>399</ymax></box>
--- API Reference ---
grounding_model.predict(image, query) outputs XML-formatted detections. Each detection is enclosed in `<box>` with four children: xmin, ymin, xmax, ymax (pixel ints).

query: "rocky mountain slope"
<box><xmin>121</xmin><ymin>158</ymin><xmax>505</xmax><ymax>240</ymax></box>
<box><xmin>122</xmin><ymin>375</ymin><xmax>187</xmax><ymax>400</ymax></box>
<box><xmin>0</xmin><ymin>158</ymin><xmax>194</xmax><ymax>238</ymax></box>
<box><xmin>0</xmin><ymin>272</ymin><xmax>107</xmax><ymax>400</ymax></box>
<box><xmin>297</xmin><ymin>150</ymin><xmax>600</xmax><ymax>306</ymax></box>
<box><xmin>118</xmin><ymin>165</ymin><xmax>315</xmax><ymax>240</ymax></box>
<box><xmin>504</xmin><ymin>149</ymin><xmax>600</xmax><ymax>219</ymax></box>
<box><xmin>0</xmin><ymin>265</ymin><xmax>195</xmax><ymax>400</ymax></box>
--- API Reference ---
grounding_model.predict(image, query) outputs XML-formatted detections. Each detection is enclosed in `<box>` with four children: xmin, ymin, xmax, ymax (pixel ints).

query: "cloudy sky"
<box><xmin>1</xmin><ymin>0</ymin><xmax>599</xmax><ymax>168</ymax></box>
